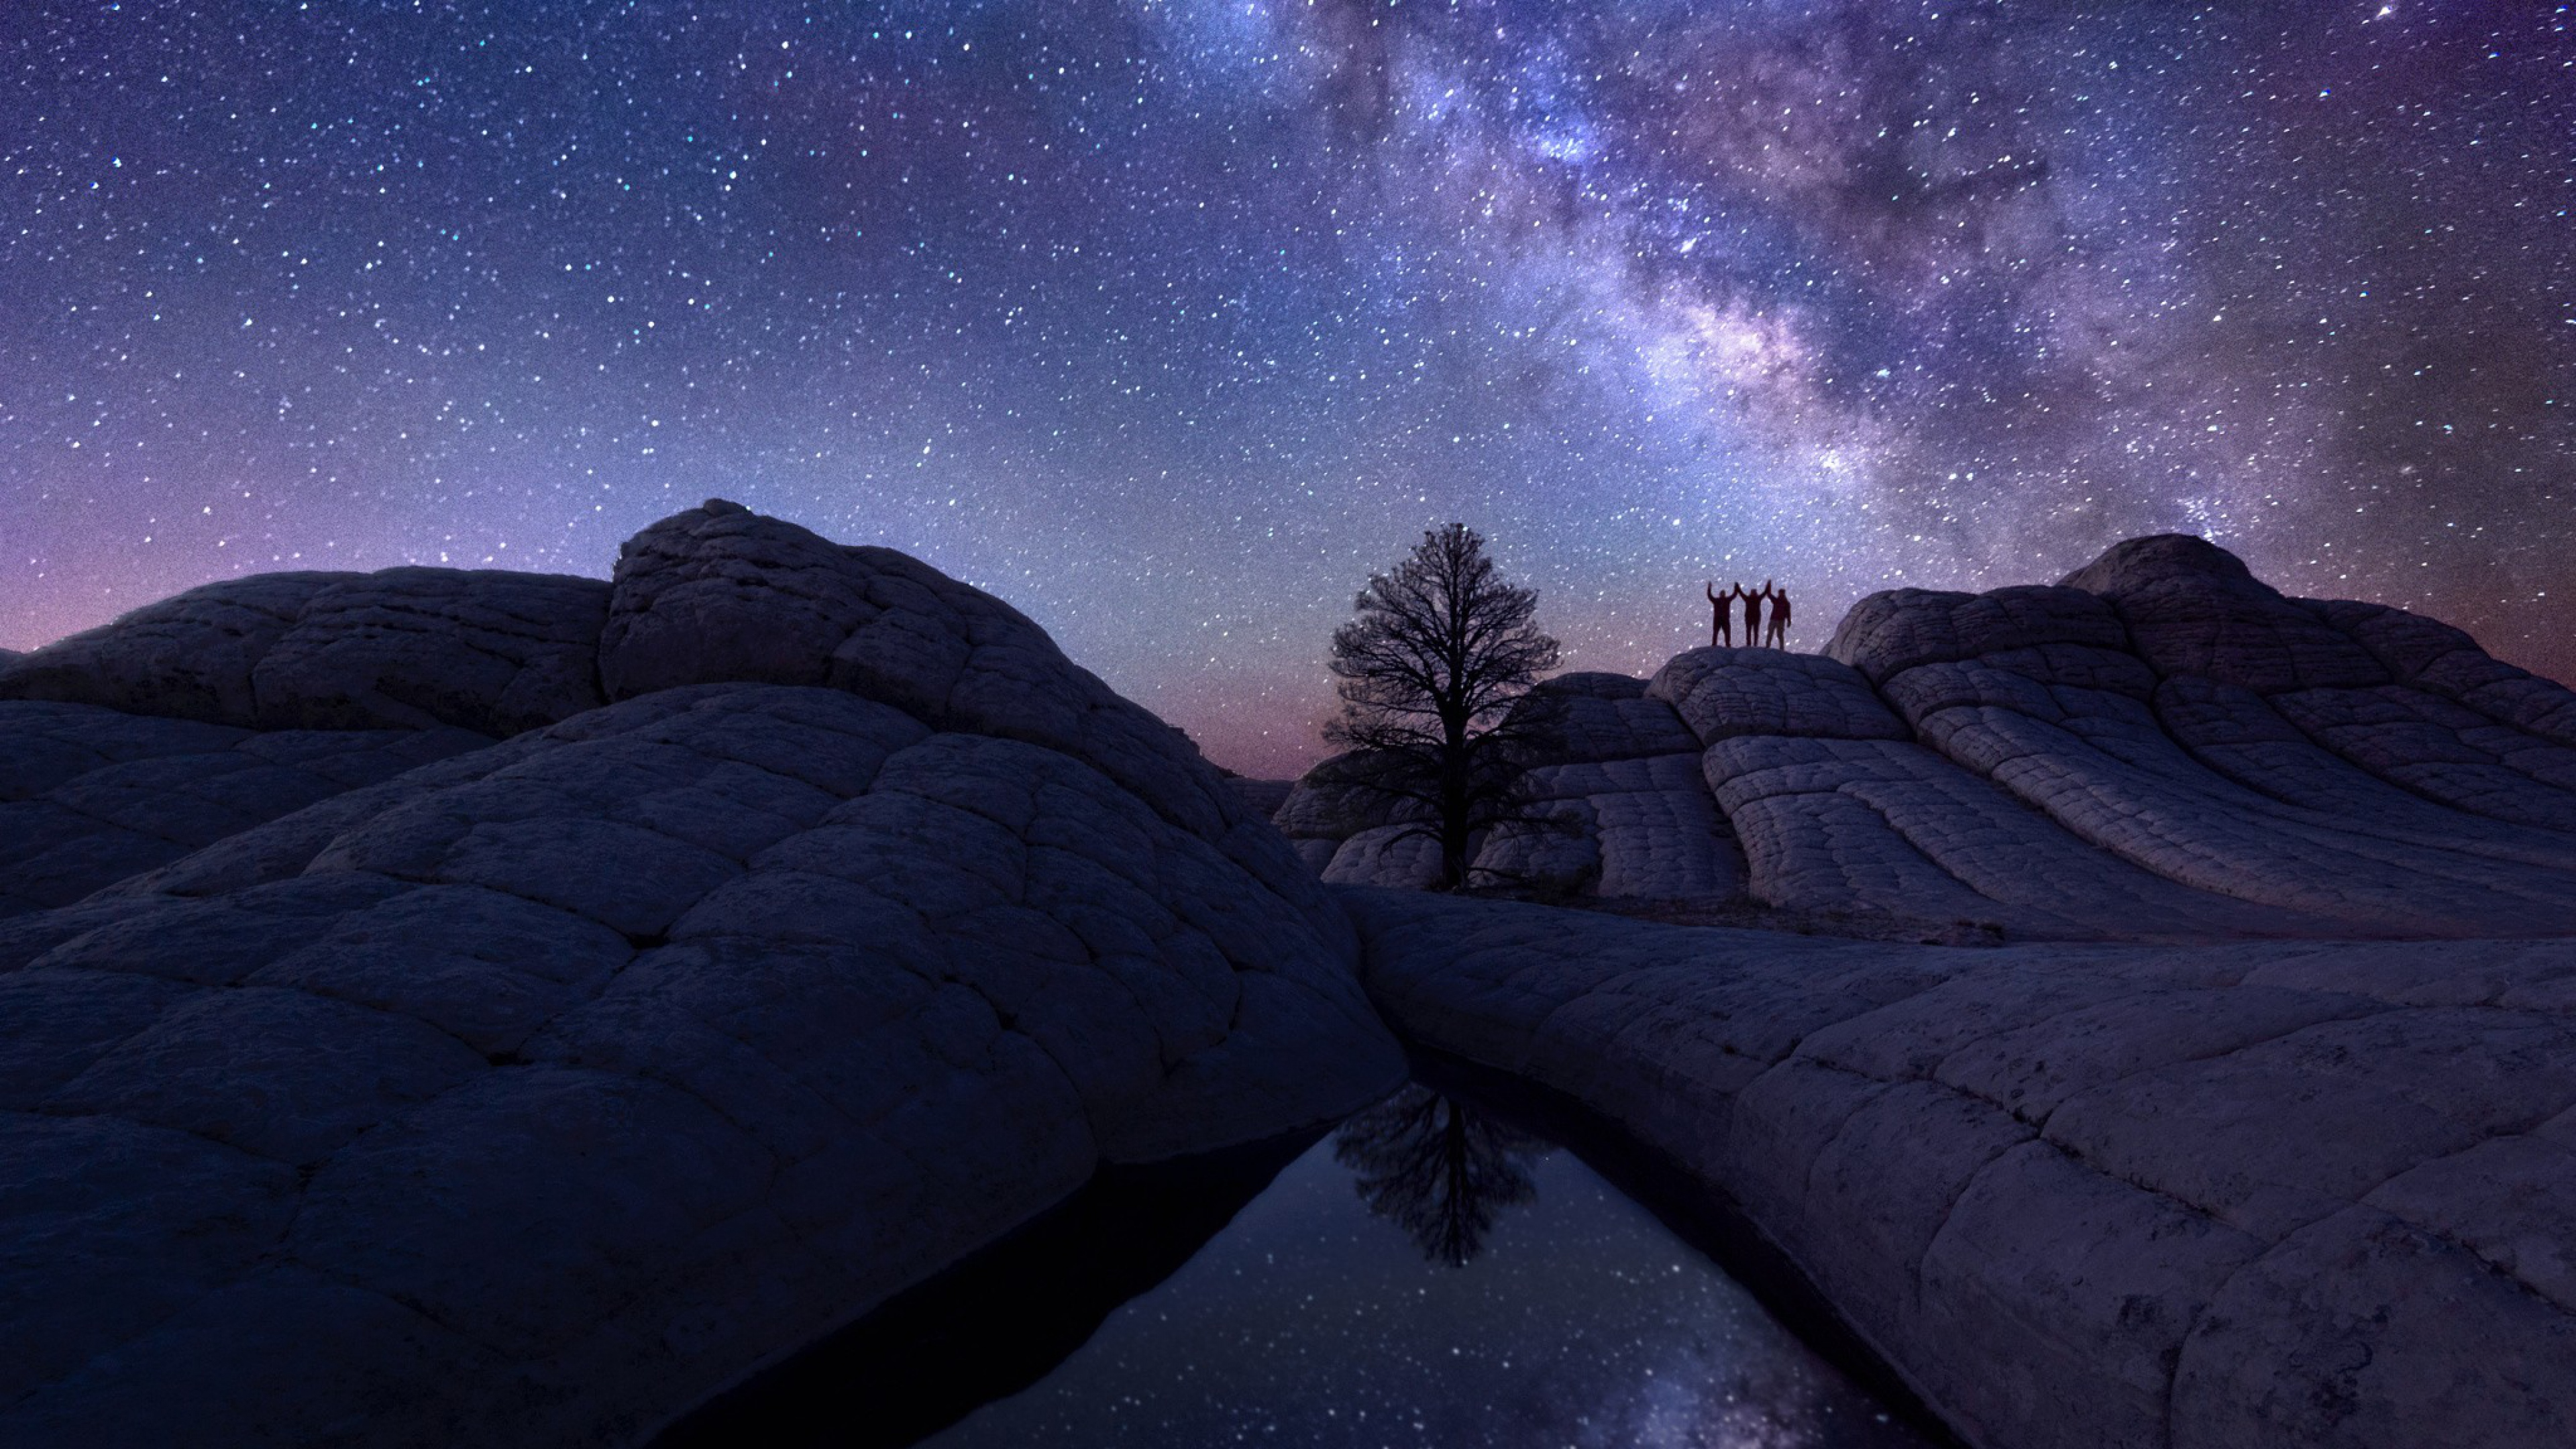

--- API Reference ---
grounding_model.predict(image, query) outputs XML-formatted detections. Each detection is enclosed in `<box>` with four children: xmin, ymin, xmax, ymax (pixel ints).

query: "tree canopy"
<box><xmin>1325</xmin><ymin>523</ymin><xmax>1560</xmax><ymax>888</ymax></box>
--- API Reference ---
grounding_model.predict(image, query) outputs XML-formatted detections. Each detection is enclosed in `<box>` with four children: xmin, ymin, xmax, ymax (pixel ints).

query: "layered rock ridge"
<box><xmin>1348</xmin><ymin>888</ymin><xmax>2576</xmax><ymax>1449</ymax></box>
<box><xmin>1283</xmin><ymin>669</ymin><xmax>1746</xmax><ymax>899</ymax></box>
<box><xmin>1828</xmin><ymin>536</ymin><xmax>2576</xmax><ymax>938</ymax></box>
<box><xmin>0</xmin><ymin>501</ymin><xmax>1403</xmax><ymax>1445</ymax></box>
<box><xmin>1318</xmin><ymin>533</ymin><xmax>2576</xmax><ymax>1448</ymax></box>
<box><xmin>1284</xmin><ymin>534</ymin><xmax>2576</xmax><ymax>943</ymax></box>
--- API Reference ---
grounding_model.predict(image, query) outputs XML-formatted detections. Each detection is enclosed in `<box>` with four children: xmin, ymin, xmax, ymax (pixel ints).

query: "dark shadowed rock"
<box><xmin>2282</xmin><ymin>598</ymin><xmax>2576</xmax><ymax>828</ymax></box>
<box><xmin>1509</xmin><ymin>671</ymin><xmax>1703</xmax><ymax>764</ymax></box>
<box><xmin>598</xmin><ymin>500</ymin><xmax>1238</xmax><ymax>843</ymax></box>
<box><xmin>252</xmin><ymin>569</ymin><xmax>609</xmax><ymax>734</ymax></box>
<box><xmin>1648</xmin><ymin>647</ymin><xmax>1912</xmax><ymax>745</ymax></box>
<box><xmin>0</xmin><ymin>702</ymin><xmax>488</xmax><ymax>918</ymax></box>
<box><xmin>0</xmin><ymin>506</ymin><xmax>1403</xmax><ymax>1448</ymax></box>
<box><xmin>1226</xmin><ymin>777</ymin><xmax>1294</xmax><ymax>819</ymax></box>
<box><xmin>2316</xmin><ymin>598</ymin><xmax>2576</xmax><ymax>747</ymax></box>
<box><xmin>1866</xmin><ymin>655</ymin><xmax>2576</xmax><ymax>936</ymax></box>
<box><xmin>1271</xmin><ymin>749</ymin><xmax>1424</xmax><ymax>848</ymax></box>
<box><xmin>1478</xmin><ymin>754</ymin><xmax>1741</xmax><ymax>899</ymax></box>
<box><xmin>2055</xmin><ymin>531</ymin><xmax>2255</xmax><ymax>594</ymax></box>
<box><xmin>1448</xmin><ymin>676</ymin><xmax>1739</xmax><ymax>900</ymax></box>
<box><xmin>0</xmin><ymin>569</ymin><xmax>609</xmax><ymax>736</ymax></box>
<box><xmin>0</xmin><ymin>572</ymin><xmax>345</xmax><ymax>724</ymax></box>
<box><xmin>1469</xmin><ymin>803</ymin><xmax>1603</xmax><ymax>895</ymax></box>
<box><xmin>1532</xmin><ymin>670</ymin><xmax>1648</xmax><ymax>700</ymax></box>
<box><xmin>1322</xmin><ymin>823</ymin><xmax>1452</xmax><ymax>890</ymax></box>
<box><xmin>2059</xmin><ymin>535</ymin><xmax>2387</xmax><ymax>694</ymax></box>
<box><xmin>1825</xmin><ymin>585</ymin><xmax>2129</xmax><ymax>686</ymax></box>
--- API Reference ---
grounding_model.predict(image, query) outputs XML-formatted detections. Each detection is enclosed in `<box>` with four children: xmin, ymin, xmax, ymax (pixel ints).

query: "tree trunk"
<box><xmin>1439</xmin><ymin>705</ymin><xmax>1471</xmax><ymax>888</ymax></box>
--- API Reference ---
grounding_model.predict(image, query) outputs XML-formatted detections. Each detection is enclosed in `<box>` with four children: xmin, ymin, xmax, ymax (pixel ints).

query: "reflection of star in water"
<box><xmin>1599</xmin><ymin>1336</ymin><xmax>1878</xmax><ymax>1449</ymax></box>
<box><xmin>920</xmin><ymin>1125</ymin><xmax>1936</xmax><ymax>1449</ymax></box>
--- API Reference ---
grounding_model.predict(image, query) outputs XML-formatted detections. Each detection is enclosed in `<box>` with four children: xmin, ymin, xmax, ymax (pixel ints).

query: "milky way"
<box><xmin>5</xmin><ymin>2</ymin><xmax>2571</xmax><ymax>773</ymax></box>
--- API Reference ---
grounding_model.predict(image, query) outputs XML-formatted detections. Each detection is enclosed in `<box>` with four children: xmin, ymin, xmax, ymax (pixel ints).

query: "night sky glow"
<box><xmin>6</xmin><ymin>2</ymin><xmax>2572</xmax><ymax>775</ymax></box>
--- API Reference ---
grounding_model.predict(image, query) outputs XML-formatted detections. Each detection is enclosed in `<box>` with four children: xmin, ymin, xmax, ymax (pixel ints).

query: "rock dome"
<box><xmin>0</xmin><ymin>502</ymin><xmax>1403</xmax><ymax>1446</ymax></box>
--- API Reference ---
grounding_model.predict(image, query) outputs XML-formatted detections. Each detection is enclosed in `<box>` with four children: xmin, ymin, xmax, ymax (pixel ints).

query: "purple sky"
<box><xmin>7</xmin><ymin>1</ymin><xmax>2570</xmax><ymax>774</ymax></box>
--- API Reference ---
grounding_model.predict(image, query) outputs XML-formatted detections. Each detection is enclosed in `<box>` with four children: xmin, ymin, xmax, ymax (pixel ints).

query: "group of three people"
<box><xmin>1705</xmin><ymin>580</ymin><xmax>1792</xmax><ymax>648</ymax></box>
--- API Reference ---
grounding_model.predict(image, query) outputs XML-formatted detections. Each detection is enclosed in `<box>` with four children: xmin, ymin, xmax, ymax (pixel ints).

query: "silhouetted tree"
<box><xmin>1324</xmin><ymin>523</ymin><xmax>1561</xmax><ymax>888</ymax></box>
<box><xmin>1332</xmin><ymin>1085</ymin><xmax>1547</xmax><ymax>1267</ymax></box>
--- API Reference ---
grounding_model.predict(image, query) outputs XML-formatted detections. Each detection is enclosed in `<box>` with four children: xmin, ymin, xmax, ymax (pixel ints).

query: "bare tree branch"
<box><xmin>1324</xmin><ymin>523</ymin><xmax>1560</xmax><ymax>888</ymax></box>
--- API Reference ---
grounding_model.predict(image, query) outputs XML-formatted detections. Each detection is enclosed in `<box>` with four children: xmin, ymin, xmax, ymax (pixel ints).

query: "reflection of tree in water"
<box><xmin>1332</xmin><ymin>1085</ymin><xmax>1548</xmax><ymax>1267</ymax></box>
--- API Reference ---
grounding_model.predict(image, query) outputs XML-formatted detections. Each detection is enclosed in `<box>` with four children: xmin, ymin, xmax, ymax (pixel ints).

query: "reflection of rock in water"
<box><xmin>657</xmin><ymin>1132</ymin><xmax>1316</xmax><ymax>1448</ymax></box>
<box><xmin>1333</xmin><ymin>1085</ymin><xmax>1547</xmax><ymax>1266</ymax></box>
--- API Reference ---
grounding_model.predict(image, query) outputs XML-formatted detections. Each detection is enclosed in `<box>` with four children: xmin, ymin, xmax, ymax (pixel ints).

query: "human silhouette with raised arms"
<box><xmin>1766</xmin><ymin>582</ymin><xmax>1792</xmax><ymax>647</ymax></box>
<box><xmin>1741</xmin><ymin>580</ymin><xmax>1763</xmax><ymax>647</ymax></box>
<box><xmin>1705</xmin><ymin>581</ymin><xmax>1735</xmax><ymax>647</ymax></box>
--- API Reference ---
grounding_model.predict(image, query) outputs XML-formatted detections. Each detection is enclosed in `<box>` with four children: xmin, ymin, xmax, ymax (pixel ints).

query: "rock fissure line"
<box><xmin>15</xmin><ymin>520</ymin><xmax>2576</xmax><ymax>1446</ymax></box>
<box><xmin>0</xmin><ymin>502</ymin><xmax>1405</xmax><ymax>1444</ymax></box>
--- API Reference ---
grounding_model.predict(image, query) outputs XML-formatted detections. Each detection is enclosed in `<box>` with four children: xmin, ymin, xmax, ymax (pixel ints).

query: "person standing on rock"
<box><xmin>1705</xmin><ymin>581</ymin><xmax>1735</xmax><ymax>647</ymax></box>
<box><xmin>1766</xmin><ymin>584</ymin><xmax>1792</xmax><ymax>647</ymax></box>
<box><xmin>1742</xmin><ymin>580</ymin><xmax>1764</xmax><ymax>647</ymax></box>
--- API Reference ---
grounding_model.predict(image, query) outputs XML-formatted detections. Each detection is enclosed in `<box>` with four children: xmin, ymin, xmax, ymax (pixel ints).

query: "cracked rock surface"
<box><xmin>1279</xmin><ymin>533</ymin><xmax>2576</xmax><ymax>1445</ymax></box>
<box><xmin>0</xmin><ymin>567</ymin><xmax>610</xmax><ymax>737</ymax></box>
<box><xmin>0</xmin><ymin>503</ymin><xmax>1401</xmax><ymax>1446</ymax></box>
<box><xmin>1348</xmin><ymin>888</ymin><xmax>2576</xmax><ymax>1449</ymax></box>
<box><xmin>1287</xmin><ymin>534</ymin><xmax>2576</xmax><ymax>941</ymax></box>
<box><xmin>1276</xmin><ymin>672</ymin><xmax>1752</xmax><ymax>902</ymax></box>
<box><xmin>0</xmin><ymin>702</ymin><xmax>490</xmax><ymax>918</ymax></box>
<box><xmin>13</xmin><ymin>515</ymin><xmax>2576</xmax><ymax>1449</ymax></box>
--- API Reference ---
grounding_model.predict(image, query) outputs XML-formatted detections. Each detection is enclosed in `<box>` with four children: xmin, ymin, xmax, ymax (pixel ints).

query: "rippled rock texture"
<box><xmin>0</xmin><ymin>501</ymin><xmax>1402</xmax><ymax>1446</ymax></box>
<box><xmin>1281</xmin><ymin>534</ymin><xmax>2576</xmax><ymax>943</ymax></box>
<box><xmin>1278</xmin><ymin>533</ymin><xmax>2576</xmax><ymax>1446</ymax></box>
<box><xmin>1349</xmin><ymin>888</ymin><xmax>2576</xmax><ymax>1449</ymax></box>
<box><xmin>13</xmin><ymin>522</ymin><xmax>2575</xmax><ymax>1448</ymax></box>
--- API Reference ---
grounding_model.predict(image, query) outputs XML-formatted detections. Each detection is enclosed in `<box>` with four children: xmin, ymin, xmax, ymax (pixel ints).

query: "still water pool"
<box><xmin>920</xmin><ymin>1087</ymin><xmax>1933</xmax><ymax>1448</ymax></box>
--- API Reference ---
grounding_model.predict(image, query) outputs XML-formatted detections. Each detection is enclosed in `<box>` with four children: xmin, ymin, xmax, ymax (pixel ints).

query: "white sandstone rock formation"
<box><xmin>1347</xmin><ymin>888</ymin><xmax>2576</xmax><ymax>1449</ymax></box>
<box><xmin>0</xmin><ymin>502</ymin><xmax>1403</xmax><ymax>1446</ymax></box>
<box><xmin>1280</xmin><ymin>533</ymin><xmax>2576</xmax><ymax>943</ymax></box>
<box><xmin>1301</xmin><ymin>533</ymin><xmax>2576</xmax><ymax>1449</ymax></box>
<box><xmin>0</xmin><ymin>568</ymin><xmax>610</xmax><ymax>736</ymax></box>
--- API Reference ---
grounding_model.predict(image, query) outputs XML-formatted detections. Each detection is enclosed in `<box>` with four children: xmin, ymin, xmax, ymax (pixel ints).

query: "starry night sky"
<box><xmin>6</xmin><ymin>1</ymin><xmax>2571</xmax><ymax>775</ymax></box>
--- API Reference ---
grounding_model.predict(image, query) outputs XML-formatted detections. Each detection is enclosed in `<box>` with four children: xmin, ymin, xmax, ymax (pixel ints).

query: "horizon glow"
<box><xmin>5</xmin><ymin>1</ymin><xmax>2570</xmax><ymax>775</ymax></box>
